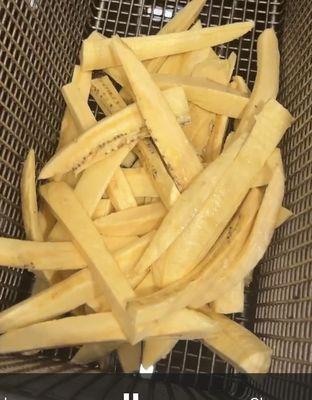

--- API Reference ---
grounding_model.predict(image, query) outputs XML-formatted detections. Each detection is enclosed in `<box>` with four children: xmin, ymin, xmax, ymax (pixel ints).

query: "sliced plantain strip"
<box><xmin>112</xmin><ymin>37</ymin><xmax>202</xmax><ymax>191</ymax></box>
<box><xmin>80</xmin><ymin>22</ymin><xmax>254</xmax><ymax>70</ymax></box>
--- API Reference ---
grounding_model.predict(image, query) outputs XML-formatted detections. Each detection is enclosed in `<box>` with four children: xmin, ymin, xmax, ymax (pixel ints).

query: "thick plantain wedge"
<box><xmin>112</xmin><ymin>37</ymin><xmax>203</xmax><ymax>191</ymax></box>
<box><xmin>40</xmin><ymin>181</ymin><xmax>136</xmax><ymax>339</ymax></box>
<box><xmin>80</xmin><ymin>22</ymin><xmax>254</xmax><ymax>70</ymax></box>
<box><xmin>201</xmin><ymin>307</ymin><xmax>272</xmax><ymax>373</ymax></box>
<box><xmin>0</xmin><ymin>309</ymin><xmax>217</xmax><ymax>352</ymax></box>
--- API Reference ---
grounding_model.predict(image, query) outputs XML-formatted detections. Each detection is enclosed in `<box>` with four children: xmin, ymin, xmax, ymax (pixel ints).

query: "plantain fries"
<box><xmin>21</xmin><ymin>150</ymin><xmax>43</xmax><ymax>242</ymax></box>
<box><xmin>151</xmin><ymin>100</ymin><xmax>292</xmax><ymax>286</ymax></box>
<box><xmin>39</xmin><ymin>87</ymin><xmax>190</xmax><ymax>179</ymax></box>
<box><xmin>21</xmin><ymin>150</ymin><xmax>52</xmax><ymax>289</ymax></box>
<box><xmin>80</xmin><ymin>22</ymin><xmax>254</xmax><ymax>70</ymax></box>
<box><xmin>107</xmin><ymin>0</ymin><xmax>207</xmax><ymax>85</ymax></box>
<box><xmin>0</xmin><ymin>7</ymin><xmax>296</xmax><ymax>375</ymax></box>
<box><xmin>135</xmin><ymin>139</ymin><xmax>180</xmax><ymax>209</ymax></box>
<box><xmin>211</xmin><ymin>280</ymin><xmax>245</xmax><ymax>314</ymax></box>
<box><xmin>190</xmin><ymin>149</ymin><xmax>285</xmax><ymax>307</ymax></box>
<box><xmin>107</xmin><ymin>167</ymin><xmax>137</xmax><ymax>211</ymax></box>
<box><xmin>117</xmin><ymin>342</ymin><xmax>142</xmax><ymax>373</ymax></box>
<box><xmin>154</xmin><ymin>74</ymin><xmax>248</xmax><ymax>118</ymax></box>
<box><xmin>112</xmin><ymin>37</ymin><xmax>202</xmax><ymax>191</ymax></box>
<box><xmin>94</xmin><ymin>203</ymin><xmax>166</xmax><ymax>236</ymax></box>
<box><xmin>142</xmin><ymin>337</ymin><xmax>178</xmax><ymax>369</ymax></box>
<box><xmin>0</xmin><ymin>269</ymin><xmax>94</xmax><ymax>333</ymax></box>
<box><xmin>201</xmin><ymin>307</ymin><xmax>272</xmax><ymax>373</ymax></box>
<box><xmin>130</xmin><ymin>186</ymin><xmax>262</xmax><ymax>326</ymax></box>
<box><xmin>40</xmin><ymin>181</ymin><xmax>135</xmax><ymax>339</ymax></box>
<box><xmin>145</xmin><ymin>0</ymin><xmax>207</xmax><ymax>73</ymax></box>
<box><xmin>134</xmin><ymin>132</ymin><xmax>247</xmax><ymax>281</ymax></box>
<box><xmin>0</xmin><ymin>309</ymin><xmax>216</xmax><ymax>352</ymax></box>
<box><xmin>0</xmin><ymin>234</ymin><xmax>158</xmax><ymax>333</ymax></box>
<box><xmin>72</xmin><ymin>341</ymin><xmax>121</xmax><ymax>365</ymax></box>
<box><xmin>235</xmin><ymin>28</ymin><xmax>280</xmax><ymax>136</ymax></box>
<box><xmin>61</xmin><ymin>82</ymin><xmax>96</xmax><ymax>133</ymax></box>
<box><xmin>123</xmin><ymin>168</ymin><xmax>158</xmax><ymax>198</ymax></box>
<box><xmin>0</xmin><ymin>237</ymin><xmax>86</xmax><ymax>270</ymax></box>
<box><xmin>57</xmin><ymin>65</ymin><xmax>91</xmax><ymax>150</ymax></box>
<box><xmin>92</xmin><ymin>199</ymin><xmax>113</xmax><ymax>219</ymax></box>
<box><xmin>91</xmin><ymin>76</ymin><xmax>127</xmax><ymax>116</ymax></box>
<box><xmin>183</xmin><ymin>103</ymin><xmax>216</xmax><ymax>158</ymax></box>
<box><xmin>48</xmin><ymin>145</ymin><xmax>132</xmax><ymax>241</ymax></box>
<box><xmin>129</xmin><ymin>149</ymin><xmax>285</xmax><ymax>325</ymax></box>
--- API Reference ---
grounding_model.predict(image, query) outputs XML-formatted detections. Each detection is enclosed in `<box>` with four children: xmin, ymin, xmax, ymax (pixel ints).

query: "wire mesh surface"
<box><xmin>0</xmin><ymin>0</ymin><xmax>311</xmax><ymax>385</ymax></box>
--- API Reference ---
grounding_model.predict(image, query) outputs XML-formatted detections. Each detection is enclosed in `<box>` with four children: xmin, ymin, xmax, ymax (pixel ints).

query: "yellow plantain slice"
<box><xmin>80</xmin><ymin>22</ymin><xmax>254</xmax><ymax>70</ymax></box>
<box><xmin>112</xmin><ymin>37</ymin><xmax>202</xmax><ymax>191</ymax></box>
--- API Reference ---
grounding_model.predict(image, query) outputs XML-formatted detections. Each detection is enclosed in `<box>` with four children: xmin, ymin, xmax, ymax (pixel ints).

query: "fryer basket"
<box><xmin>0</xmin><ymin>0</ymin><xmax>311</xmax><ymax>396</ymax></box>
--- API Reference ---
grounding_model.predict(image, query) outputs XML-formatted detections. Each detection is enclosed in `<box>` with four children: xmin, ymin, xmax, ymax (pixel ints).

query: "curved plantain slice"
<box><xmin>80</xmin><ymin>22</ymin><xmax>254</xmax><ymax>70</ymax></box>
<box><xmin>21</xmin><ymin>149</ymin><xmax>42</xmax><ymax>242</ymax></box>
<box><xmin>151</xmin><ymin>100</ymin><xmax>292</xmax><ymax>287</ymax></box>
<box><xmin>0</xmin><ymin>269</ymin><xmax>93</xmax><ymax>333</ymax></box>
<box><xmin>133</xmin><ymin>131</ymin><xmax>247</xmax><ymax>283</ymax></box>
<box><xmin>235</xmin><ymin>28</ymin><xmax>280</xmax><ymax>136</ymax></box>
<box><xmin>201</xmin><ymin>307</ymin><xmax>272</xmax><ymax>373</ymax></box>
<box><xmin>130</xmin><ymin>186</ymin><xmax>262</xmax><ymax>327</ymax></box>
<box><xmin>39</xmin><ymin>87</ymin><xmax>190</xmax><ymax>180</ymax></box>
<box><xmin>128</xmin><ymin>149</ymin><xmax>285</xmax><ymax>325</ymax></box>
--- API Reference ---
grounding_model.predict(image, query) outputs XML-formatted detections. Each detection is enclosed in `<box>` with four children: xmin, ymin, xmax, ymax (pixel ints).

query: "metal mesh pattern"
<box><xmin>0</xmin><ymin>0</ymin><xmax>91</xmax><ymax>308</ymax></box>
<box><xmin>0</xmin><ymin>0</ymin><xmax>311</xmax><ymax>382</ymax></box>
<box><xmin>253</xmin><ymin>0</ymin><xmax>312</xmax><ymax>374</ymax></box>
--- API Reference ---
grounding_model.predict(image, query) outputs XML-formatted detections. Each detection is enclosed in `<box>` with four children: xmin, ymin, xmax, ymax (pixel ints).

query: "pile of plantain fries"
<box><xmin>0</xmin><ymin>0</ymin><xmax>294</xmax><ymax>374</ymax></box>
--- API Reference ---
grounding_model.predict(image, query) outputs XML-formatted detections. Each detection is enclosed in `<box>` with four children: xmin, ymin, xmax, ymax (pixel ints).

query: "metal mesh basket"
<box><xmin>0</xmin><ymin>0</ymin><xmax>311</xmax><ymax>390</ymax></box>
